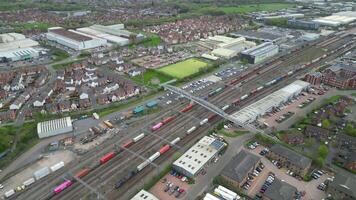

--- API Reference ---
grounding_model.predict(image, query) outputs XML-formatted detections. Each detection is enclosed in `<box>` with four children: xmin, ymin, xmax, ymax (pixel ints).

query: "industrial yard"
<box><xmin>0</xmin><ymin>1</ymin><xmax>355</xmax><ymax>200</ymax></box>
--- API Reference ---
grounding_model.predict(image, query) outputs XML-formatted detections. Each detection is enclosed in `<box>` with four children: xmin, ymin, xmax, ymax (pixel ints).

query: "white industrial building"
<box><xmin>241</xmin><ymin>42</ymin><xmax>279</xmax><ymax>64</ymax></box>
<box><xmin>46</xmin><ymin>27</ymin><xmax>107</xmax><ymax>50</ymax></box>
<box><xmin>76</xmin><ymin>27</ymin><xmax>130</xmax><ymax>46</ymax></box>
<box><xmin>37</xmin><ymin>117</ymin><xmax>73</xmax><ymax>138</ymax></box>
<box><xmin>0</xmin><ymin>33</ymin><xmax>40</xmax><ymax>61</ymax></box>
<box><xmin>173</xmin><ymin>136</ymin><xmax>225</xmax><ymax>177</ymax></box>
<box><xmin>301</xmin><ymin>33</ymin><xmax>320</xmax><ymax>41</ymax></box>
<box><xmin>313</xmin><ymin>11</ymin><xmax>356</xmax><ymax>27</ymax></box>
<box><xmin>231</xmin><ymin>80</ymin><xmax>310</xmax><ymax>124</ymax></box>
<box><xmin>130</xmin><ymin>190</ymin><xmax>159</xmax><ymax>200</ymax></box>
<box><xmin>199</xmin><ymin>36</ymin><xmax>256</xmax><ymax>59</ymax></box>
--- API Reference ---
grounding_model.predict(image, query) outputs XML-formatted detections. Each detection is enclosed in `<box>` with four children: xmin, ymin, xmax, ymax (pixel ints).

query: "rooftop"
<box><xmin>131</xmin><ymin>190</ymin><xmax>159</xmax><ymax>200</ymax></box>
<box><xmin>329</xmin><ymin>173</ymin><xmax>356</xmax><ymax>198</ymax></box>
<box><xmin>221</xmin><ymin>150</ymin><xmax>261</xmax><ymax>183</ymax></box>
<box><xmin>49</xmin><ymin>27</ymin><xmax>92</xmax><ymax>42</ymax></box>
<box><xmin>264</xmin><ymin>178</ymin><xmax>297</xmax><ymax>200</ymax></box>
<box><xmin>241</xmin><ymin>42</ymin><xmax>279</xmax><ymax>57</ymax></box>
<box><xmin>37</xmin><ymin>117</ymin><xmax>73</xmax><ymax>138</ymax></box>
<box><xmin>173</xmin><ymin>136</ymin><xmax>224</xmax><ymax>176</ymax></box>
<box><xmin>230</xmin><ymin>30</ymin><xmax>281</xmax><ymax>42</ymax></box>
<box><xmin>270</xmin><ymin>144</ymin><xmax>312</xmax><ymax>169</ymax></box>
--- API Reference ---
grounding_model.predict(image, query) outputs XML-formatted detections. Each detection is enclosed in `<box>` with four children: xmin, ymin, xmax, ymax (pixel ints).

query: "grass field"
<box><xmin>131</xmin><ymin>69</ymin><xmax>173</xmax><ymax>86</ymax></box>
<box><xmin>157</xmin><ymin>58</ymin><xmax>209</xmax><ymax>79</ymax></box>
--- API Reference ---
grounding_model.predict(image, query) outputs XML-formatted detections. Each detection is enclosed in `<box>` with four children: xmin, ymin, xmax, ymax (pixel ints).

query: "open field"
<box><xmin>158</xmin><ymin>58</ymin><xmax>209</xmax><ymax>79</ymax></box>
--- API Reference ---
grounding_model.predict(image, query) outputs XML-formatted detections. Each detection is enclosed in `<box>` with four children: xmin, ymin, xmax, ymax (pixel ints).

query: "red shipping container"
<box><xmin>75</xmin><ymin>168</ymin><xmax>90</xmax><ymax>178</ymax></box>
<box><xmin>159</xmin><ymin>145</ymin><xmax>171</xmax><ymax>154</ymax></box>
<box><xmin>121</xmin><ymin>140</ymin><xmax>134</xmax><ymax>149</ymax></box>
<box><xmin>100</xmin><ymin>152</ymin><xmax>115</xmax><ymax>164</ymax></box>
<box><xmin>208</xmin><ymin>114</ymin><xmax>217</xmax><ymax>121</ymax></box>
<box><xmin>180</xmin><ymin>104</ymin><xmax>194</xmax><ymax>113</ymax></box>
<box><xmin>162</xmin><ymin>116</ymin><xmax>175</xmax><ymax>124</ymax></box>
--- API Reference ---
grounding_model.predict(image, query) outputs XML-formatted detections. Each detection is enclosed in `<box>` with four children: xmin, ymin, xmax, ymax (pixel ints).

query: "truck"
<box><xmin>93</xmin><ymin>112</ymin><xmax>100</xmax><ymax>120</ymax></box>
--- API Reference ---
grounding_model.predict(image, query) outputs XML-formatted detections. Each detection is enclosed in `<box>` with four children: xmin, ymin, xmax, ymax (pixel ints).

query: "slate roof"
<box><xmin>264</xmin><ymin>178</ymin><xmax>297</xmax><ymax>200</ymax></box>
<box><xmin>270</xmin><ymin>144</ymin><xmax>312</xmax><ymax>169</ymax></box>
<box><xmin>329</xmin><ymin>173</ymin><xmax>356</xmax><ymax>198</ymax></box>
<box><xmin>221</xmin><ymin>150</ymin><xmax>261</xmax><ymax>183</ymax></box>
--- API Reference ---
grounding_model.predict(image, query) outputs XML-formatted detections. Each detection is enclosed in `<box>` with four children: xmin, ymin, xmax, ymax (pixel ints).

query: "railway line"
<box><xmin>10</xmin><ymin>31</ymin><xmax>355</xmax><ymax>200</ymax></box>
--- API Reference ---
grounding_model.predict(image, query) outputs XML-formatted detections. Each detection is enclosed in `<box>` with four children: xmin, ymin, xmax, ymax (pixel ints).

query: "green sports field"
<box><xmin>157</xmin><ymin>58</ymin><xmax>209</xmax><ymax>79</ymax></box>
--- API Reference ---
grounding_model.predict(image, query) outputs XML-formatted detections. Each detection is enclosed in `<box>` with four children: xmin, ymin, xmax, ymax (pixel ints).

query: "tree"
<box><xmin>345</xmin><ymin>123</ymin><xmax>356</xmax><ymax>137</ymax></box>
<box><xmin>318</xmin><ymin>145</ymin><xmax>329</xmax><ymax>159</ymax></box>
<box><xmin>322</xmin><ymin>119</ymin><xmax>330</xmax><ymax>129</ymax></box>
<box><xmin>314</xmin><ymin>157</ymin><xmax>325</xmax><ymax>168</ymax></box>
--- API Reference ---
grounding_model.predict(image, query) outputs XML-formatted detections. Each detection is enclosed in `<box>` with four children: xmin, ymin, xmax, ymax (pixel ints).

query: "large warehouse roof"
<box><xmin>49</xmin><ymin>27</ymin><xmax>92</xmax><ymax>42</ymax></box>
<box><xmin>131</xmin><ymin>190</ymin><xmax>159</xmax><ymax>200</ymax></box>
<box><xmin>231</xmin><ymin>80</ymin><xmax>310</xmax><ymax>124</ymax></box>
<box><xmin>76</xmin><ymin>27</ymin><xmax>130</xmax><ymax>45</ymax></box>
<box><xmin>37</xmin><ymin>117</ymin><xmax>73</xmax><ymax>138</ymax></box>
<box><xmin>173</xmin><ymin>136</ymin><xmax>224</xmax><ymax>177</ymax></box>
<box><xmin>0</xmin><ymin>38</ymin><xmax>39</xmax><ymax>52</ymax></box>
<box><xmin>241</xmin><ymin>42</ymin><xmax>278</xmax><ymax>57</ymax></box>
<box><xmin>313</xmin><ymin>11</ymin><xmax>356</xmax><ymax>27</ymax></box>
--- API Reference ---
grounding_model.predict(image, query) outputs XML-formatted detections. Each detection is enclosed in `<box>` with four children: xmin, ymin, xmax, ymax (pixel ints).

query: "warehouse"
<box><xmin>46</xmin><ymin>27</ymin><xmax>107</xmax><ymax>50</ymax></box>
<box><xmin>131</xmin><ymin>190</ymin><xmax>159</xmax><ymax>200</ymax></box>
<box><xmin>199</xmin><ymin>36</ymin><xmax>256</xmax><ymax>59</ymax></box>
<box><xmin>230</xmin><ymin>30</ymin><xmax>282</xmax><ymax>43</ymax></box>
<box><xmin>313</xmin><ymin>11</ymin><xmax>356</xmax><ymax>27</ymax></box>
<box><xmin>0</xmin><ymin>33</ymin><xmax>40</xmax><ymax>61</ymax></box>
<box><xmin>241</xmin><ymin>42</ymin><xmax>279</xmax><ymax>64</ymax></box>
<box><xmin>37</xmin><ymin>117</ymin><xmax>73</xmax><ymax>138</ymax></box>
<box><xmin>173</xmin><ymin>136</ymin><xmax>224</xmax><ymax>177</ymax></box>
<box><xmin>231</xmin><ymin>80</ymin><xmax>310</xmax><ymax>124</ymax></box>
<box><xmin>89</xmin><ymin>24</ymin><xmax>144</xmax><ymax>41</ymax></box>
<box><xmin>76</xmin><ymin>27</ymin><xmax>130</xmax><ymax>46</ymax></box>
<box><xmin>287</xmin><ymin>19</ymin><xmax>319</xmax><ymax>30</ymax></box>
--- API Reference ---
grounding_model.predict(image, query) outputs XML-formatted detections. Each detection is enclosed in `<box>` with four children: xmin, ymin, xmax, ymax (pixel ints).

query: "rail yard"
<box><xmin>6</xmin><ymin>27</ymin><xmax>355</xmax><ymax>200</ymax></box>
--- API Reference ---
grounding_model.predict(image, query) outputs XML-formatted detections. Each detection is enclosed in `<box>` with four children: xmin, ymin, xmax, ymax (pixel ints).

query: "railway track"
<box><xmin>11</xmin><ymin>31</ymin><xmax>355</xmax><ymax>200</ymax></box>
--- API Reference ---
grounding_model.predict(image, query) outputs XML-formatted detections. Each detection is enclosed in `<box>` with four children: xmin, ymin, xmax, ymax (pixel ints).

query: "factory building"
<box><xmin>231</xmin><ymin>80</ymin><xmax>310</xmax><ymax>124</ymax></box>
<box><xmin>0</xmin><ymin>33</ymin><xmax>40</xmax><ymax>61</ymax></box>
<box><xmin>90</xmin><ymin>24</ymin><xmax>144</xmax><ymax>41</ymax></box>
<box><xmin>199</xmin><ymin>36</ymin><xmax>256</xmax><ymax>59</ymax></box>
<box><xmin>173</xmin><ymin>136</ymin><xmax>225</xmax><ymax>177</ymax></box>
<box><xmin>287</xmin><ymin>19</ymin><xmax>319</xmax><ymax>30</ymax></box>
<box><xmin>37</xmin><ymin>117</ymin><xmax>73</xmax><ymax>138</ymax></box>
<box><xmin>131</xmin><ymin>190</ymin><xmax>159</xmax><ymax>200</ymax></box>
<box><xmin>77</xmin><ymin>27</ymin><xmax>129</xmax><ymax>46</ymax></box>
<box><xmin>46</xmin><ymin>27</ymin><xmax>107</xmax><ymax>50</ymax></box>
<box><xmin>313</xmin><ymin>11</ymin><xmax>356</xmax><ymax>27</ymax></box>
<box><xmin>241</xmin><ymin>42</ymin><xmax>279</xmax><ymax>64</ymax></box>
<box><xmin>301</xmin><ymin>33</ymin><xmax>320</xmax><ymax>41</ymax></box>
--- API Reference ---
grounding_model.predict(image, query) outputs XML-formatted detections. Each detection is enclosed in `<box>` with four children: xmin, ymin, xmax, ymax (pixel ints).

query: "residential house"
<box><xmin>263</xmin><ymin>178</ymin><xmax>298</xmax><ymax>200</ymax></box>
<box><xmin>282</xmin><ymin>133</ymin><xmax>304</xmax><ymax>145</ymax></box>
<box><xmin>304</xmin><ymin>125</ymin><xmax>329</xmax><ymax>141</ymax></box>
<box><xmin>267</xmin><ymin>144</ymin><xmax>312</xmax><ymax>176</ymax></box>
<box><xmin>327</xmin><ymin>173</ymin><xmax>356</xmax><ymax>200</ymax></box>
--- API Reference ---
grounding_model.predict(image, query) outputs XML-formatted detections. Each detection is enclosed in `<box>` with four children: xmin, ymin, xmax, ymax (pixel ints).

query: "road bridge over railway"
<box><xmin>162</xmin><ymin>84</ymin><xmax>261</xmax><ymax>133</ymax></box>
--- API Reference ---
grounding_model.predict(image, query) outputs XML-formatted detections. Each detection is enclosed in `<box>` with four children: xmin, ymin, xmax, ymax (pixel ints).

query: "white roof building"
<box><xmin>46</xmin><ymin>27</ymin><xmax>107</xmax><ymax>50</ymax></box>
<box><xmin>313</xmin><ymin>11</ymin><xmax>356</xmax><ymax>27</ymax></box>
<box><xmin>173</xmin><ymin>136</ymin><xmax>225</xmax><ymax>177</ymax></box>
<box><xmin>231</xmin><ymin>80</ymin><xmax>310</xmax><ymax>124</ymax></box>
<box><xmin>37</xmin><ymin>117</ymin><xmax>73</xmax><ymax>138</ymax></box>
<box><xmin>130</xmin><ymin>190</ymin><xmax>159</xmax><ymax>200</ymax></box>
<box><xmin>0</xmin><ymin>33</ymin><xmax>40</xmax><ymax>61</ymax></box>
<box><xmin>76</xmin><ymin>27</ymin><xmax>129</xmax><ymax>46</ymax></box>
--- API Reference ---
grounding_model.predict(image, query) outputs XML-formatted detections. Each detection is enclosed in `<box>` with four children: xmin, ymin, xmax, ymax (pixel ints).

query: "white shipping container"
<box><xmin>93</xmin><ymin>112</ymin><xmax>99</xmax><ymax>120</ymax></box>
<box><xmin>50</xmin><ymin>161</ymin><xmax>65</xmax><ymax>172</ymax></box>
<box><xmin>133</xmin><ymin>133</ymin><xmax>145</xmax><ymax>142</ymax></box>
<box><xmin>218</xmin><ymin>185</ymin><xmax>239</xmax><ymax>199</ymax></box>
<box><xmin>148</xmin><ymin>152</ymin><xmax>160</xmax><ymax>162</ymax></box>
<box><xmin>4</xmin><ymin>189</ymin><xmax>15</xmax><ymax>198</ymax></box>
<box><xmin>34</xmin><ymin>167</ymin><xmax>50</xmax><ymax>180</ymax></box>
<box><xmin>214</xmin><ymin>188</ymin><xmax>235</xmax><ymax>200</ymax></box>
<box><xmin>256</xmin><ymin>86</ymin><xmax>264</xmax><ymax>91</ymax></box>
<box><xmin>137</xmin><ymin>160</ymin><xmax>150</xmax><ymax>171</ymax></box>
<box><xmin>186</xmin><ymin>126</ymin><xmax>197</xmax><ymax>134</ymax></box>
<box><xmin>240</xmin><ymin>94</ymin><xmax>248</xmax><ymax>101</ymax></box>
<box><xmin>170</xmin><ymin>137</ymin><xmax>181</xmax><ymax>145</ymax></box>
<box><xmin>204</xmin><ymin>193</ymin><xmax>221</xmax><ymax>200</ymax></box>
<box><xmin>200</xmin><ymin>118</ymin><xmax>208</xmax><ymax>126</ymax></box>
<box><xmin>221</xmin><ymin>105</ymin><xmax>229</xmax><ymax>111</ymax></box>
<box><xmin>287</xmin><ymin>71</ymin><xmax>294</xmax><ymax>75</ymax></box>
<box><xmin>23</xmin><ymin>178</ymin><xmax>35</xmax><ymax>186</ymax></box>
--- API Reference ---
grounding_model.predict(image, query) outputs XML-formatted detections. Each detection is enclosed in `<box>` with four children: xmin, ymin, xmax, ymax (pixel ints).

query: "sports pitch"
<box><xmin>157</xmin><ymin>58</ymin><xmax>209</xmax><ymax>79</ymax></box>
